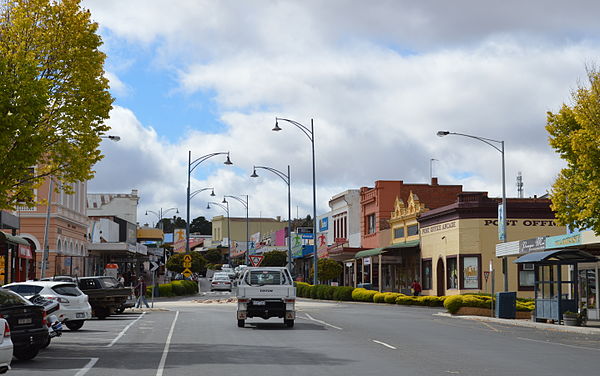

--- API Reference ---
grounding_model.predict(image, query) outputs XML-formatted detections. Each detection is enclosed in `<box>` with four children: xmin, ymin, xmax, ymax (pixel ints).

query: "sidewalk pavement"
<box><xmin>437</xmin><ymin>312</ymin><xmax>600</xmax><ymax>335</ymax></box>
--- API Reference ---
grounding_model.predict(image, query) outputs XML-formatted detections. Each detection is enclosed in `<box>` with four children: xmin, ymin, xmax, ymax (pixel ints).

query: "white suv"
<box><xmin>3</xmin><ymin>281</ymin><xmax>92</xmax><ymax>327</ymax></box>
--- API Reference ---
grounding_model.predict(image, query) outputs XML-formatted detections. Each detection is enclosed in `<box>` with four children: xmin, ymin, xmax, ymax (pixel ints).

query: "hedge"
<box><xmin>352</xmin><ymin>288</ymin><xmax>378</xmax><ymax>302</ymax></box>
<box><xmin>148</xmin><ymin>280</ymin><xmax>199</xmax><ymax>297</ymax></box>
<box><xmin>294</xmin><ymin>282</ymin><xmax>355</xmax><ymax>301</ymax></box>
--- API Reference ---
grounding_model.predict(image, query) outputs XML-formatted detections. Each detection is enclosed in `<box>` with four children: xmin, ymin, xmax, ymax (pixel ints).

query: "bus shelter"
<box><xmin>515</xmin><ymin>249</ymin><xmax>597</xmax><ymax>323</ymax></box>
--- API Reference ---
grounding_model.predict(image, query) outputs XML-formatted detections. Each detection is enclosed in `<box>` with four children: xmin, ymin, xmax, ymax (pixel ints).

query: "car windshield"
<box><xmin>246</xmin><ymin>270</ymin><xmax>288</xmax><ymax>286</ymax></box>
<box><xmin>3</xmin><ymin>284</ymin><xmax>44</xmax><ymax>296</ymax></box>
<box><xmin>0</xmin><ymin>288</ymin><xmax>30</xmax><ymax>306</ymax></box>
<box><xmin>52</xmin><ymin>284</ymin><xmax>82</xmax><ymax>296</ymax></box>
<box><xmin>213</xmin><ymin>276</ymin><xmax>229</xmax><ymax>281</ymax></box>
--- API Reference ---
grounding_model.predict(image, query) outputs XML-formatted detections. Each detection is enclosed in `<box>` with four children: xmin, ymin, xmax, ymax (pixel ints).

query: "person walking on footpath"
<box><xmin>134</xmin><ymin>277</ymin><xmax>150</xmax><ymax>308</ymax></box>
<box><xmin>411</xmin><ymin>279</ymin><xmax>422</xmax><ymax>296</ymax></box>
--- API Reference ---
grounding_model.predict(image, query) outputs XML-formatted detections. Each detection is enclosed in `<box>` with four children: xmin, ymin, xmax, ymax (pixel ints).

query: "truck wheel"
<box><xmin>13</xmin><ymin>345</ymin><xmax>40</xmax><ymax>361</ymax></box>
<box><xmin>114</xmin><ymin>307</ymin><xmax>125</xmax><ymax>314</ymax></box>
<box><xmin>65</xmin><ymin>320</ymin><xmax>84</xmax><ymax>331</ymax></box>
<box><xmin>237</xmin><ymin>319</ymin><xmax>245</xmax><ymax>328</ymax></box>
<box><xmin>95</xmin><ymin>307</ymin><xmax>109</xmax><ymax>319</ymax></box>
<box><xmin>284</xmin><ymin>319</ymin><xmax>294</xmax><ymax>328</ymax></box>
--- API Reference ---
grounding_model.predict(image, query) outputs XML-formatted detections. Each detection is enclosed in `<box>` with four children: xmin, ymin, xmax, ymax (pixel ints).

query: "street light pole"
<box><xmin>251</xmin><ymin>165</ymin><xmax>292</xmax><ymax>275</ymax></box>
<box><xmin>273</xmin><ymin>118</ymin><xmax>318</xmax><ymax>284</ymax></box>
<box><xmin>437</xmin><ymin>130</ymin><xmax>508</xmax><ymax>292</ymax></box>
<box><xmin>207</xmin><ymin>201</ymin><xmax>230</xmax><ymax>260</ymax></box>
<box><xmin>223</xmin><ymin>195</ymin><xmax>249</xmax><ymax>266</ymax></box>
<box><xmin>187</xmin><ymin>151</ymin><xmax>232</xmax><ymax>254</ymax></box>
<box><xmin>145</xmin><ymin>207</ymin><xmax>179</xmax><ymax>230</ymax></box>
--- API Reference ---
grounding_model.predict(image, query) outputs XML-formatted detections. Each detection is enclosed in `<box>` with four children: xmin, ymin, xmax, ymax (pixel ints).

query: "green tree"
<box><xmin>261</xmin><ymin>250</ymin><xmax>287</xmax><ymax>267</ymax></box>
<box><xmin>0</xmin><ymin>0</ymin><xmax>113</xmax><ymax>209</ymax></box>
<box><xmin>309</xmin><ymin>258</ymin><xmax>342</xmax><ymax>283</ymax></box>
<box><xmin>546</xmin><ymin>69</ymin><xmax>600</xmax><ymax>233</ymax></box>
<box><xmin>159</xmin><ymin>216</ymin><xmax>187</xmax><ymax>233</ymax></box>
<box><xmin>204</xmin><ymin>249</ymin><xmax>223</xmax><ymax>264</ymax></box>
<box><xmin>190</xmin><ymin>216</ymin><xmax>212</xmax><ymax>234</ymax></box>
<box><xmin>166</xmin><ymin>252</ymin><xmax>206</xmax><ymax>274</ymax></box>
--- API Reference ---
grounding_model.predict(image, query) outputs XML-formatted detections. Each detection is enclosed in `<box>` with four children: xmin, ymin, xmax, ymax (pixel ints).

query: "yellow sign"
<box><xmin>183</xmin><ymin>254</ymin><xmax>192</xmax><ymax>262</ymax></box>
<box><xmin>183</xmin><ymin>261</ymin><xmax>192</xmax><ymax>268</ymax></box>
<box><xmin>182</xmin><ymin>268</ymin><xmax>192</xmax><ymax>277</ymax></box>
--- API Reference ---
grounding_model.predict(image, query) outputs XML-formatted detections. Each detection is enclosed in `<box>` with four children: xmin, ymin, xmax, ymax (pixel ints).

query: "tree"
<box><xmin>204</xmin><ymin>249</ymin><xmax>223</xmax><ymax>264</ymax></box>
<box><xmin>166</xmin><ymin>252</ymin><xmax>206</xmax><ymax>274</ymax></box>
<box><xmin>309</xmin><ymin>258</ymin><xmax>342</xmax><ymax>283</ymax></box>
<box><xmin>190</xmin><ymin>216</ymin><xmax>212</xmax><ymax>234</ymax></box>
<box><xmin>159</xmin><ymin>217</ymin><xmax>187</xmax><ymax>233</ymax></box>
<box><xmin>546</xmin><ymin>69</ymin><xmax>600</xmax><ymax>234</ymax></box>
<box><xmin>261</xmin><ymin>250</ymin><xmax>287</xmax><ymax>267</ymax></box>
<box><xmin>0</xmin><ymin>0</ymin><xmax>113</xmax><ymax>209</ymax></box>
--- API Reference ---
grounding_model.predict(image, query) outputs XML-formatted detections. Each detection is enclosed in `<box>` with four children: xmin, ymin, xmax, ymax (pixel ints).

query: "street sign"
<box><xmin>249</xmin><ymin>255</ymin><xmax>264</xmax><ymax>267</ymax></box>
<box><xmin>182</xmin><ymin>268</ymin><xmax>192</xmax><ymax>278</ymax></box>
<box><xmin>183</xmin><ymin>261</ymin><xmax>192</xmax><ymax>268</ymax></box>
<box><xmin>183</xmin><ymin>254</ymin><xmax>192</xmax><ymax>262</ymax></box>
<box><xmin>484</xmin><ymin>271</ymin><xmax>490</xmax><ymax>282</ymax></box>
<box><xmin>149</xmin><ymin>261</ymin><xmax>159</xmax><ymax>272</ymax></box>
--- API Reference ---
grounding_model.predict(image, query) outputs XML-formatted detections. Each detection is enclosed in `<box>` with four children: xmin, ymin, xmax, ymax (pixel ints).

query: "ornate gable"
<box><xmin>391</xmin><ymin>191</ymin><xmax>427</xmax><ymax>220</ymax></box>
<box><xmin>390</xmin><ymin>196</ymin><xmax>405</xmax><ymax>220</ymax></box>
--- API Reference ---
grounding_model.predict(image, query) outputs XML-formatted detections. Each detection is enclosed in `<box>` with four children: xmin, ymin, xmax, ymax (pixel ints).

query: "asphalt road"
<box><xmin>9</xmin><ymin>285</ymin><xmax>600</xmax><ymax>376</ymax></box>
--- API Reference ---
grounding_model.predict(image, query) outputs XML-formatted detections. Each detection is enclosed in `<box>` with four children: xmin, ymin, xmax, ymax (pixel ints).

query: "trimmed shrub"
<box><xmin>416</xmin><ymin>296</ymin><xmax>445</xmax><ymax>307</ymax></box>
<box><xmin>516</xmin><ymin>301</ymin><xmax>535</xmax><ymax>312</ymax></box>
<box><xmin>373</xmin><ymin>292</ymin><xmax>387</xmax><ymax>303</ymax></box>
<box><xmin>384</xmin><ymin>293</ymin><xmax>404</xmax><ymax>304</ymax></box>
<box><xmin>443</xmin><ymin>295</ymin><xmax>463</xmax><ymax>313</ymax></box>
<box><xmin>352</xmin><ymin>288</ymin><xmax>377</xmax><ymax>302</ymax></box>
<box><xmin>171</xmin><ymin>281</ymin><xmax>187</xmax><ymax>296</ymax></box>
<box><xmin>332</xmin><ymin>286</ymin><xmax>354</xmax><ymax>301</ymax></box>
<box><xmin>396</xmin><ymin>295</ymin><xmax>418</xmax><ymax>305</ymax></box>
<box><xmin>158</xmin><ymin>283</ymin><xmax>174</xmax><ymax>297</ymax></box>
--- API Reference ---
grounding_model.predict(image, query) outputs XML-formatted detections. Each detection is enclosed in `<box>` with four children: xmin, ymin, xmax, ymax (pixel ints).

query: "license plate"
<box><xmin>253</xmin><ymin>301</ymin><xmax>265</xmax><ymax>306</ymax></box>
<box><xmin>76</xmin><ymin>313</ymin><xmax>85</xmax><ymax>318</ymax></box>
<box><xmin>18</xmin><ymin>318</ymin><xmax>32</xmax><ymax>325</ymax></box>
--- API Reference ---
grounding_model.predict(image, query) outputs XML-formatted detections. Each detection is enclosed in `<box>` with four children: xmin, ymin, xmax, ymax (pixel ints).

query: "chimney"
<box><xmin>431</xmin><ymin>177</ymin><xmax>438</xmax><ymax>186</ymax></box>
<box><xmin>276</xmin><ymin>216</ymin><xmax>281</xmax><ymax>222</ymax></box>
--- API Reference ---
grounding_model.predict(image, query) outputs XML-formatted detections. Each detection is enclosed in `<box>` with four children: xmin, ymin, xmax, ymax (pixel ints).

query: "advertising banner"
<box><xmin>173</xmin><ymin>228</ymin><xmax>186</xmax><ymax>253</ymax></box>
<box><xmin>317</xmin><ymin>232</ymin><xmax>328</xmax><ymax>259</ymax></box>
<box><xmin>462</xmin><ymin>256</ymin><xmax>479</xmax><ymax>289</ymax></box>
<box><xmin>498</xmin><ymin>204</ymin><xmax>506</xmax><ymax>242</ymax></box>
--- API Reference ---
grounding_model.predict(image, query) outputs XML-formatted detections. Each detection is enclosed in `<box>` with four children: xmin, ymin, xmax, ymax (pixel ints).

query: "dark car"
<box><xmin>77</xmin><ymin>276</ymin><xmax>131</xmax><ymax>319</ymax></box>
<box><xmin>0</xmin><ymin>288</ymin><xmax>48</xmax><ymax>360</ymax></box>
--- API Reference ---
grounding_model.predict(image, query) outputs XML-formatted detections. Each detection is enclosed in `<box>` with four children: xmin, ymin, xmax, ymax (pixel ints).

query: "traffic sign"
<box><xmin>484</xmin><ymin>271</ymin><xmax>490</xmax><ymax>282</ymax></box>
<box><xmin>183</xmin><ymin>261</ymin><xmax>192</xmax><ymax>268</ymax></box>
<box><xmin>149</xmin><ymin>261</ymin><xmax>159</xmax><ymax>272</ymax></box>
<box><xmin>249</xmin><ymin>255</ymin><xmax>264</xmax><ymax>267</ymax></box>
<box><xmin>183</xmin><ymin>254</ymin><xmax>192</xmax><ymax>262</ymax></box>
<box><xmin>182</xmin><ymin>268</ymin><xmax>192</xmax><ymax>278</ymax></box>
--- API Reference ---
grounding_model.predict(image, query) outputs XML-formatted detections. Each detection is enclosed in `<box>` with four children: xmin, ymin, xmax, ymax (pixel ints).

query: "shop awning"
<box><xmin>0</xmin><ymin>232</ymin><xmax>30</xmax><ymax>246</ymax></box>
<box><xmin>514</xmin><ymin>249</ymin><xmax>598</xmax><ymax>264</ymax></box>
<box><xmin>354</xmin><ymin>240</ymin><xmax>420</xmax><ymax>259</ymax></box>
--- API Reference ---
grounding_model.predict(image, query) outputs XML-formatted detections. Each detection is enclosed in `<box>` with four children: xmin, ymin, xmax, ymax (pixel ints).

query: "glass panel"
<box><xmin>422</xmin><ymin>260</ymin><xmax>432</xmax><ymax>290</ymax></box>
<box><xmin>462</xmin><ymin>256</ymin><xmax>479</xmax><ymax>289</ymax></box>
<box><xmin>394</xmin><ymin>227</ymin><xmax>404</xmax><ymax>239</ymax></box>
<box><xmin>447</xmin><ymin>258</ymin><xmax>458</xmax><ymax>289</ymax></box>
<box><xmin>407</xmin><ymin>225</ymin><xmax>419</xmax><ymax>237</ymax></box>
<box><xmin>519</xmin><ymin>270</ymin><xmax>535</xmax><ymax>287</ymax></box>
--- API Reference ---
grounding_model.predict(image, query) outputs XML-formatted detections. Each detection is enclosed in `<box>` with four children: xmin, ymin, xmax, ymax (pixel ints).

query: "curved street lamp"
<box><xmin>273</xmin><ymin>117</ymin><xmax>318</xmax><ymax>284</ymax></box>
<box><xmin>100</xmin><ymin>135</ymin><xmax>121</xmax><ymax>142</ymax></box>
<box><xmin>187</xmin><ymin>151</ymin><xmax>232</xmax><ymax>253</ymax></box>
<box><xmin>251</xmin><ymin>165</ymin><xmax>292</xmax><ymax>275</ymax></box>
<box><xmin>207</xmin><ymin>201</ymin><xmax>231</xmax><ymax>260</ymax></box>
<box><xmin>190</xmin><ymin>187</ymin><xmax>216</xmax><ymax>200</ymax></box>
<box><xmin>437</xmin><ymin>130</ymin><xmax>508</xmax><ymax>292</ymax></box>
<box><xmin>223</xmin><ymin>195</ymin><xmax>249</xmax><ymax>266</ymax></box>
<box><xmin>145</xmin><ymin>207</ymin><xmax>179</xmax><ymax>230</ymax></box>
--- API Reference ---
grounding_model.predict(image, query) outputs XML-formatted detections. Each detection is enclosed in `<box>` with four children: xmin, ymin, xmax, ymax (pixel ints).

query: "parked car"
<box><xmin>77</xmin><ymin>276</ymin><xmax>130</xmax><ymax>319</ymax></box>
<box><xmin>40</xmin><ymin>275</ymin><xmax>77</xmax><ymax>283</ymax></box>
<box><xmin>3</xmin><ymin>281</ymin><xmax>92</xmax><ymax>331</ymax></box>
<box><xmin>0</xmin><ymin>318</ymin><xmax>12</xmax><ymax>373</ymax></box>
<box><xmin>0</xmin><ymin>288</ymin><xmax>48</xmax><ymax>360</ymax></box>
<box><xmin>210</xmin><ymin>275</ymin><xmax>232</xmax><ymax>291</ymax></box>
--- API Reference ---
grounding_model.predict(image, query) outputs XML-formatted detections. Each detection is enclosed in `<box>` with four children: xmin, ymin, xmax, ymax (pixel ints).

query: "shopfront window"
<box><xmin>461</xmin><ymin>256</ymin><xmax>479</xmax><ymax>289</ymax></box>
<box><xmin>422</xmin><ymin>259</ymin><xmax>432</xmax><ymax>290</ymax></box>
<box><xmin>393</xmin><ymin>227</ymin><xmax>404</xmax><ymax>239</ymax></box>
<box><xmin>447</xmin><ymin>257</ymin><xmax>458</xmax><ymax>289</ymax></box>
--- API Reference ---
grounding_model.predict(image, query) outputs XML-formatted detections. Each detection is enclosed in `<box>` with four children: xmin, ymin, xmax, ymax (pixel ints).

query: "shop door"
<box><xmin>579</xmin><ymin>268</ymin><xmax>598</xmax><ymax>320</ymax></box>
<box><xmin>436</xmin><ymin>258</ymin><xmax>445</xmax><ymax>297</ymax></box>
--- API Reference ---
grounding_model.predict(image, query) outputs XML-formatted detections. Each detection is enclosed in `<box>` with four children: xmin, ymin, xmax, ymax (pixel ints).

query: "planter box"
<box><xmin>455</xmin><ymin>306</ymin><xmax>532</xmax><ymax>319</ymax></box>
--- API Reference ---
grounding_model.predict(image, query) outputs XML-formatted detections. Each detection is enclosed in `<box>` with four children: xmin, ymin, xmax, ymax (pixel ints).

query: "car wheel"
<box><xmin>114</xmin><ymin>307</ymin><xmax>125</xmax><ymax>314</ymax></box>
<box><xmin>40</xmin><ymin>336</ymin><xmax>51</xmax><ymax>349</ymax></box>
<box><xmin>284</xmin><ymin>319</ymin><xmax>294</xmax><ymax>328</ymax></box>
<box><xmin>65</xmin><ymin>320</ymin><xmax>84</xmax><ymax>331</ymax></box>
<box><xmin>237</xmin><ymin>319</ymin><xmax>245</xmax><ymax>328</ymax></box>
<box><xmin>13</xmin><ymin>345</ymin><xmax>40</xmax><ymax>361</ymax></box>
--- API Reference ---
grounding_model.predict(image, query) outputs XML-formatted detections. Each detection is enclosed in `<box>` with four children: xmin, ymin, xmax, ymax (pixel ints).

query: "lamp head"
<box><xmin>206</xmin><ymin>203</ymin><xmax>211</xmax><ymax>209</ymax></box>
<box><xmin>145</xmin><ymin>211</ymin><xmax>148</xmax><ymax>215</ymax></box>
<box><xmin>210</xmin><ymin>189</ymin><xmax>215</xmax><ymax>197</ymax></box>
<box><xmin>222</xmin><ymin>197</ymin><xmax>227</xmax><ymax>204</ymax></box>
<box><xmin>272</xmin><ymin>119</ymin><xmax>282</xmax><ymax>132</ymax></box>
<box><xmin>175</xmin><ymin>209</ymin><xmax>179</xmax><ymax>214</ymax></box>
<box><xmin>250</xmin><ymin>168</ymin><xmax>259</xmax><ymax>178</ymax></box>
<box><xmin>437</xmin><ymin>131</ymin><xmax>450</xmax><ymax>137</ymax></box>
<box><xmin>224</xmin><ymin>154</ymin><xmax>233</xmax><ymax>165</ymax></box>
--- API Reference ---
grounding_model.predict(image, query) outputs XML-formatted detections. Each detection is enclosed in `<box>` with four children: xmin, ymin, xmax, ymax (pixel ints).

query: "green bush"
<box><xmin>384</xmin><ymin>292</ymin><xmax>404</xmax><ymax>304</ymax></box>
<box><xmin>416</xmin><ymin>296</ymin><xmax>445</xmax><ymax>307</ymax></box>
<box><xmin>170</xmin><ymin>281</ymin><xmax>187</xmax><ymax>295</ymax></box>
<box><xmin>352</xmin><ymin>288</ymin><xmax>378</xmax><ymax>302</ymax></box>
<box><xmin>443</xmin><ymin>295</ymin><xmax>463</xmax><ymax>313</ymax></box>
<box><xmin>373</xmin><ymin>292</ymin><xmax>387</xmax><ymax>303</ymax></box>
<box><xmin>295</xmin><ymin>282</ymin><xmax>310</xmax><ymax>297</ymax></box>
<box><xmin>396</xmin><ymin>295</ymin><xmax>418</xmax><ymax>305</ymax></box>
<box><xmin>516</xmin><ymin>301</ymin><xmax>535</xmax><ymax>312</ymax></box>
<box><xmin>332</xmin><ymin>286</ymin><xmax>354</xmax><ymax>301</ymax></box>
<box><xmin>158</xmin><ymin>283</ymin><xmax>174</xmax><ymax>297</ymax></box>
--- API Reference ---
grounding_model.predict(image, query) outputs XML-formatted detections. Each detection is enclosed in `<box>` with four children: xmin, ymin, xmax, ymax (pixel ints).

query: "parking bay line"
<box><xmin>105</xmin><ymin>312</ymin><xmax>146</xmax><ymax>347</ymax></box>
<box><xmin>371</xmin><ymin>340</ymin><xmax>397</xmax><ymax>350</ymax></box>
<box><xmin>36</xmin><ymin>357</ymin><xmax>98</xmax><ymax>376</ymax></box>
<box><xmin>303</xmin><ymin>313</ymin><xmax>343</xmax><ymax>330</ymax></box>
<box><xmin>156</xmin><ymin>310</ymin><xmax>180</xmax><ymax>376</ymax></box>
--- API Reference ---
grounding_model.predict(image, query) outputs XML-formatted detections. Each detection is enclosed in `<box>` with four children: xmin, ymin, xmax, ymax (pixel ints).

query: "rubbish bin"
<box><xmin>495</xmin><ymin>292</ymin><xmax>516</xmax><ymax>319</ymax></box>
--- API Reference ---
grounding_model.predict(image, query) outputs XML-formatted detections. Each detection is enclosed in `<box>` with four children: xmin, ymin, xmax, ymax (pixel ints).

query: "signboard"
<box><xmin>301</xmin><ymin>233</ymin><xmax>314</xmax><ymax>239</ymax></box>
<box><xmin>183</xmin><ymin>255</ymin><xmax>192</xmax><ymax>268</ymax></box>
<box><xmin>291</xmin><ymin>233</ymin><xmax>303</xmax><ymax>258</ymax></box>
<box><xmin>297</xmin><ymin>227</ymin><xmax>313</xmax><ymax>234</ymax></box>
<box><xmin>546</xmin><ymin>232</ymin><xmax>582</xmax><ymax>249</ymax></box>
<box><xmin>317</xmin><ymin>232</ymin><xmax>328</xmax><ymax>259</ymax></box>
<box><xmin>182</xmin><ymin>268</ymin><xmax>192</xmax><ymax>278</ymax></box>
<box><xmin>484</xmin><ymin>271</ymin><xmax>490</xmax><ymax>282</ymax></box>
<box><xmin>462</xmin><ymin>256</ymin><xmax>479</xmax><ymax>288</ymax></box>
<box><xmin>173</xmin><ymin>229</ymin><xmax>186</xmax><ymax>253</ymax></box>
<box><xmin>249</xmin><ymin>255</ymin><xmax>264</xmax><ymax>267</ymax></box>
<box><xmin>149</xmin><ymin>261</ymin><xmax>159</xmax><ymax>272</ymax></box>
<box><xmin>319</xmin><ymin>217</ymin><xmax>329</xmax><ymax>232</ymax></box>
<box><xmin>498</xmin><ymin>203</ymin><xmax>506</xmax><ymax>242</ymax></box>
<box><xmin>519</xmin><ymin>236</ymin><xmax>546</xmax><ymax>254</ymax></box>
<box><xmin>363</xmin><ymin>257</ymin><xmax>371</xmax><ymax>266</ymax></box>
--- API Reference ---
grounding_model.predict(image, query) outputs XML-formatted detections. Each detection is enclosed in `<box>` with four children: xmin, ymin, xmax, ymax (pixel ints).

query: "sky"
<box><xmin>83</xmin><ymin>0</ymin><xmax>600</xmax><ymax>226</ymax></box>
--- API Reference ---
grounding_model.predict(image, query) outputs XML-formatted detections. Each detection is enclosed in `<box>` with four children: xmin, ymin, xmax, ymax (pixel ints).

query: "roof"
<box><xmin>0</xmin><ymin>232</ymin><xmax>30</xmax><ymax>246</ymax></box>
<box><xmin>355</xmin><ymin>240</ymin><xmax>420</xmax><ymax>259</ymax></box>
<box><xmin>514</xmin><ymin>249</ymin><xmax>598</xmax><ymax>264</ymax></box>
<box><xmin>4</xmin><ymin>280</ymin><xmax>77</xmax><ymax>287</ymax></box>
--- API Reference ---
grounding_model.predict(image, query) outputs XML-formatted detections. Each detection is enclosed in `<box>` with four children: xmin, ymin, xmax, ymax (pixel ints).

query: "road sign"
<box><xmin>249</xmin><ymin>255</ymin><xmax>264</xmax><ymax>267</ymax></box>
<box><xmin>182</xmin><ymin>268</ymin><xmax>192</xmax><ymax>278</ymax></box>
<box><xmin>183</xmin><ymin>261</ymin><xmax>192</xmax><ymax>268</ymax></box>
<box><xmin>183</xmin><ymin>254</ymin><xmax>192</xmax><ymax>262</ymax></box>
<box><xmin>484</xmin><ymin>271</ymin><xmax>490</xmax><ymax>282</ymax></box>
<box><xmin>149</xmin><ymin>261</ymin><xmax>159</xmax><ymax>272</ymax></box>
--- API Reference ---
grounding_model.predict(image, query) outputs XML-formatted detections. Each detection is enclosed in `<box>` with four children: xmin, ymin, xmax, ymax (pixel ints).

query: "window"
<box><xmin>367</xmin><ymin>214</ymin><xmax>376</xmax><ymax>234</ymax></box>
<box><xmin>4</xmin><ymin>284</ymin><xmax>43</xmax><ymax>296</ymax></box>
<box><xmin>447</xmin><ymin>257</ymin><xmax>458</xmax><ymax>289</ymax></box>
<box><xmin>0</xmin><ymin>289</ymin><xmax>29</xmax><ymax>305</ymax></box>
<box><xmin>393</xmin><ymin>227</ymin><xmax>404</xmax><ymax>239</ymax></box>
<box><xmin>519</xmin><ymin>263</ymin><xmax>535</xmax><ymax>290</ymax></box>
<box><xmin>245</xmin><ymin>270</ymin><xmax>290</xmax><ymax>286</ymax></box>
<box><xmin>422</xmin><ymin>260</ymin><xmax>432</xmax><ymax>290</ymax></box>
<box><xmin>52</xmin><ymin>284</ymin><xmax>82</xmax><ymax>296</ymax></box>
<box><xmin>407</xmin><ymin>224</ymin><xmax>419</xmax><ymax>237</ymax></box>
<box><xmin>461</xmin><ymin>256</ymin><xmax>480</xmax><ymax>289</ymax></box>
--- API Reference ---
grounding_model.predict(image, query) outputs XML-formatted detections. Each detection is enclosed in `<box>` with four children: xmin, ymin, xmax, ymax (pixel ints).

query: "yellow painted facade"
<box><xmin>389</xmin><ymin>192</ymin><xmax>427</xmax><ymax>245</ymax></box>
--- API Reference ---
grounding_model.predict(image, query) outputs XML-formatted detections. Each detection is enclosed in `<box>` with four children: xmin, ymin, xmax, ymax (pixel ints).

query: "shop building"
<box><xmin>419</xmin><ymin>192</ymin><xmax>566</xmax><ymax>297</ymax></box>
<box><xmin>1</xmin><ymin>210</ymin><xmax>33</xmax><ymax>283</ymax></box>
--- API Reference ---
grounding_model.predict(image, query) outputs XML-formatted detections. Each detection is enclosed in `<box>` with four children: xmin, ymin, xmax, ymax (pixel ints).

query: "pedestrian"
<box><xmin>134</xmin><ymin>277</ymin><xmax>150</xmax><ymax>308</ymax></box>
<box><xmin>411</xmin><ymin>279</ymin><xmax>422</xmax><ymax>296</ymax></box>
<box><xmin>117</xmin><ymin>273</ymin><xmax>125</xmax><ymax>287</ymax></box>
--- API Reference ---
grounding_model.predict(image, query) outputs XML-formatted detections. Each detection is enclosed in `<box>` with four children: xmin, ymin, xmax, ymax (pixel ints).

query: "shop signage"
<box><xmin>519</xmin><ymin>236</ymin><xmax>546</xmax><ymax>254</ymax></box>
<box><xmin>363</xmin><ymin>257</ymin><xmax>371</xmax><ymax>266</ymax></box>
<box><xmin>319</xmin><ymin>217</ymin><xmax>329</xmax><ymax>232</ymax></box>
<box><xmin>546</xmin><ymin>232</ymin><xmax>582</xmax><ymax>249</ymax></box>
<box><xmin>498</xmin><ymin>204</ymin><xmax>506</xmax><ymax>242</ymax></box>
<box><xmin>420</xmin><ymin>221</ymin><xmax>457</xmax><ymax>235</ymax></box>
<box><xmin>18</xmin><ymin>244</ymin><xmax>32</xmax><ymax>259</ymax></box>
<box><xmin>483</xmin><ymin>219</ymin><xmax>558</xmax><ymax>227</ymax></box>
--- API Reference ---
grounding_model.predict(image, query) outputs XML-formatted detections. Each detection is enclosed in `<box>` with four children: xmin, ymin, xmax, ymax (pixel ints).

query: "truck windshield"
<box><xmin>246</xmin><ymin>270</ymin><xmax>289</xmax><ymax>286</ymax></box>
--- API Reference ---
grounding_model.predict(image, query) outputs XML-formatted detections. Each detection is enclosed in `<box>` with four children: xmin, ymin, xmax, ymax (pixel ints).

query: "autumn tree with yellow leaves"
<box><xmin>546</xmin><ymin>69</ymin><xmax>600</xmax><ymax>234</ymax></box>
<box><xmin>0</xmin><ymin>0</ymin><xmax>113</xmax><ymax>209</ymax></box>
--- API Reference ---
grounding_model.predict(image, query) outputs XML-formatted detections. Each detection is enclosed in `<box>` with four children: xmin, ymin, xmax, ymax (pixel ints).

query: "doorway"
<box><xmin>436</xmin><ymin>258</ymin><xmax>445</xmax><ymax>296</ymax></box>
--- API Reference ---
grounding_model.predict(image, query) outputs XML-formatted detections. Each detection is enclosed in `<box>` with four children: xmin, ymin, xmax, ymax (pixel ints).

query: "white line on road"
<box><xmin>105</xmin><ymin>312</ymin><xmax>146</xmax><ymax>347</ymax></box>
<box><xmin>74</xmin><ymin>357</ymin><xmax>99</xmax><ymax>376</ymax></box>
<box><xmin>372</xmin><ymin>340</ymin><xmax>397</xmax><ymax>350</ymax></box>
<box><xmin>304</xmin><ymin>313</ymin><xmax>343</xmax><ymax>330</ymax></box>
<box><xmin>517</xmin><ymin>337</ymin><xmax>600</xmax><ymax>352</ymax></box>
<box><xmin>156</xmin><ymin>310</ymin><xmax>180</xmax><ymax>376</ymax></box>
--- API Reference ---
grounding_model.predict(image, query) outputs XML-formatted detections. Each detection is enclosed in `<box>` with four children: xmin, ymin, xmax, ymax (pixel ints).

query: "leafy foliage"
<box><xmin>165</xmin><ymin>252</ymin><xmax>206</xmax><ymax>273</ymax></box>
<box><xmin>204</xmin><ymin>249</ymin><xmax>223</xmax><ymax>264</ymax></box>
<box><xmin>261</xmin><ymin>250</ymin><xmax>287</xmax><ymax>267</ymax></box>
<box><xmin>190</xmin><ymin>216</ymin><xmax>212</xmax><ymax>234</ymax></box>
<box><xmin>0</xmin><ymin>0</ymin><xmax>113</xmax><ymax>209</ymax></box>
<box><xmin>546</xmin><ymin>69</ymin><xmax>600</xmax><ymax>233</ymax></box>
<box><xmin>309</xmin><ymin>258</ymin><xmax>343</xmax><ymax>283</ymax></box>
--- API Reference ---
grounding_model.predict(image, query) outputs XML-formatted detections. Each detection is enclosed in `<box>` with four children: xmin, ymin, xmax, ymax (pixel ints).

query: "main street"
<box><xmin>9</xmin><ymin>282</ymin><xmax>600</xmax><ymax>376</ymax></box>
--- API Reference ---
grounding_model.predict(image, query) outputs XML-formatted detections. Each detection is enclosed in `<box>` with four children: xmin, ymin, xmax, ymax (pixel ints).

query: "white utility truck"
<box><xmin>236</xmin><ymin>267</ymin><xmax>296</xmax><ymax>328</ymax></box>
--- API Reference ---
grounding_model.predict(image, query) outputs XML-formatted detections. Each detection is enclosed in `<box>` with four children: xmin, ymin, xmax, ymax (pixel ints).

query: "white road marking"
<box><xmin>517</xmin><ymin>337</ymin><xmax>600</xmax><ymax>352</ymax></box>
<box><xmin>304</xmin><ymin>313</ymin><xmax>343</xmax><ymax>330</ymax></box>
<box><xmin>37</xmin><ymin>357</ymin><xmax>99</xmax><ymax>376</ymax></box>
<box><xmin>105</xmin><ymin>312</ymin><xmax>146</xmax><ymax>347</ymax></box>
<box><xmin>372</xmin><ymin>340</ymin><xmax>397</xmax><ymax>349</ymax></box>
<box><xmin>156</xmin><ymin>310</ymin><xmax>180</xmax><ymax>376</ymax></box>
